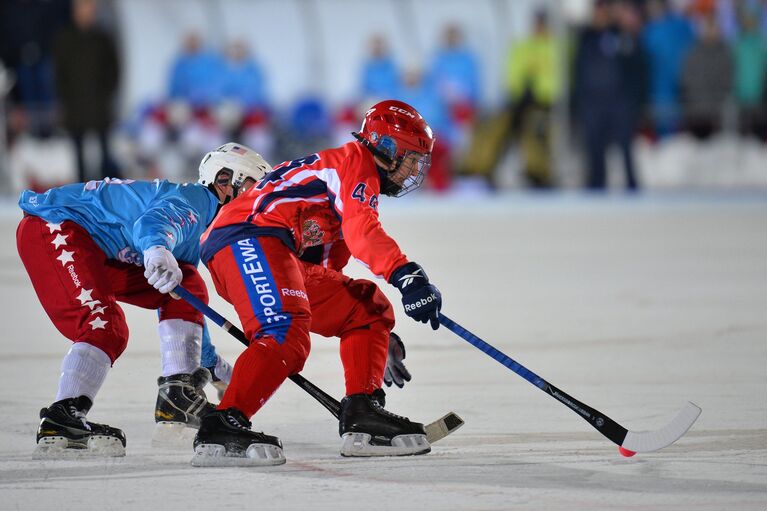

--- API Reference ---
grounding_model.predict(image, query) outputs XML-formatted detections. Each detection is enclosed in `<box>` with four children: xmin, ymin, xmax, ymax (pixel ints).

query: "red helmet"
<box><xmin>353</xmin><ymin>100</ymin><xmax>435</xmax><ymax>197</ymax></box>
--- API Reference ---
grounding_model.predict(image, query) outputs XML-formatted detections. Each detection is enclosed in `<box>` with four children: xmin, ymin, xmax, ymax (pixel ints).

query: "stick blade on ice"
<box><xmin>424</xmin><ymin>412</ymin><xmax>464</xmax><ymax>443</ymax></box>
<box><xmin>621</xmin><ymin>402</ymin><xmax>701</xmax><ymax>453</ymax></box>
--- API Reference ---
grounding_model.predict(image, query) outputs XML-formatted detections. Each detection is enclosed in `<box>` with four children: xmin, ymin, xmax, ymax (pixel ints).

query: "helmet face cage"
<box><xmin>357</xmin><ymin>100</ymin><xmax>435</xmax><ymax>197</ymax></box>
<box><xmin>383</xmin><ymin>145</ymin><xmax>432</xmax><ymax>197</ymax></box>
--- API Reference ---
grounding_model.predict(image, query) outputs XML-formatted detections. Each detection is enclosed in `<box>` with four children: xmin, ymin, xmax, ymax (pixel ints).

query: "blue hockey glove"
<box><xmin>390</xmin><ymin>262</ymin><xmax>442</xmax><ymax>330</ymax></box>
<box><xmin>383</xmin><ymin>332</ymin><xmax>411</xmax><ymax>388</ymax></box>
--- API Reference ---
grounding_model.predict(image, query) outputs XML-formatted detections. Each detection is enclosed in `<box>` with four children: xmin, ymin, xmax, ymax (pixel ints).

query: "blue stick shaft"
<box><xmin>172</xmin><ymin>285</ymin><xmax>228</xmax><ymax>329</ymax></box>
<box><xmin>438</xmin><ymin>313</ymin><xmax>629</xmax><ymax>446</ymax></box>
<box><xmin>439</xmin><ymin>313</ymin><xmax>546</xmax><ymax>390</ymax></box>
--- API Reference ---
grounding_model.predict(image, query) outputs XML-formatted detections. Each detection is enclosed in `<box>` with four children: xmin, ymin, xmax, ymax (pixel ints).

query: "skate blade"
<box><xmin>152</xmin><ymin>422</ymin><xmax>197</xmax><ymax>450</ymax></box>
<box><xmin>33</xmin><ymin>435</ymin><xmax>125</xmax><ymax>459</ymax></box>
<box><xmin>190</xmin><ymin>443</ymin><xmax>286</xmax><ymax>467</ymax></box>
<box><xmin>340</xmin><ymin>432</ymin><xmax>431</xmax><ymax>457</ymax></box>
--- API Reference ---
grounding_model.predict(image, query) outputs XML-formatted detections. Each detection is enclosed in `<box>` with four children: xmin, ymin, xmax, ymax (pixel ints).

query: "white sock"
<box><xmin>56</xmin><ymin>343</ymin><xmax>111</xmax><ymax>403</ymax></box>
<box><xmin>159</xmin><ymin>319</ymin><xmax>202</xmax><ymax>376</ymax></box>
<box><xmin>214</xmin><ymin>355</ymin><xmax>233</xmax><ymax>384</ymax></box>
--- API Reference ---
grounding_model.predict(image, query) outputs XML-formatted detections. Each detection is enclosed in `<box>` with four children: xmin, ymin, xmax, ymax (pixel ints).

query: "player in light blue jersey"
<box><xmin>16</xmin><ymin>143</ymin><xmax>271</xmax><ymax>457</ymax></box>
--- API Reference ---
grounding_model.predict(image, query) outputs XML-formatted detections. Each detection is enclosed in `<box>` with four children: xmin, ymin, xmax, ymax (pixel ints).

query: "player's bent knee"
<box><xmin>283</xmin><ymin>334</ymin><xmax>311</xmax><ymax>373</ymax></box>
<box><xmin>78</xmin><ymin>334</ymin><xmax>128</xmax><ymax>363</ymax></box>
<box><xmin>346</xmin><ymin>279</ymin><xmax>396</xmax><ymax>330</ymax></box>
<box><xmin>251</xmin><ymin>333</ymin><xmax>310</xmax><ymax>375</ymax></box>
<box><xmin>367</xmin><ymin>286</ymin><xmax>396</xmax><ymax>330</ymax></box>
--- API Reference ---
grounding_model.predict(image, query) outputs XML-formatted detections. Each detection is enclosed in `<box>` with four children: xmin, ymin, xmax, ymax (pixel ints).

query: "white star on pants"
<box><xmin>85</xmin><ymin>300</ymin><xmax>102</xmax><ymax>310</ymax></box>
<box><xmin>46</xmin><ymin>222</ymin><xmax>63</xmax><ymax>233</ymax></box>
<box><xmin>56</xmin><ymin>250</ymin><xmax>75</xmax><ymax>266</ymax></box>
<box><xmin>51</xmin><ymin>234</ymin><xmax>69</xmax><ymax>248</ymax></box>
<box><xmin>76</xmin><ymin>288</ymin><xmax>94</xmax><ymax>304</ymax></box>
<box><xmin>89</xmin><ymin>317</ymin><xmax>108</xmax><ymax>330</ymax></box>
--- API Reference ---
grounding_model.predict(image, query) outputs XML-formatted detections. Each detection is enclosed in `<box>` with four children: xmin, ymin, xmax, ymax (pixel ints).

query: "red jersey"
<box><xmin>200</xmin><ymin>141</ymin><xmax>409</xmax><ymax>280</ymax></box>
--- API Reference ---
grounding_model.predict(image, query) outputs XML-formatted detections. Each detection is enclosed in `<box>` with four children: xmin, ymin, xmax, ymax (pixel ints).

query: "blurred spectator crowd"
<box><xmin>2</xmin><ymin>0</ymin><xmax>767</xmax><ymax>194</ymax></box>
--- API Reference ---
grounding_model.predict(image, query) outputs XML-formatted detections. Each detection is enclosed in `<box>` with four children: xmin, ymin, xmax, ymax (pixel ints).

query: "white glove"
<box><xmin>383</xmin><ymin>332</ymin><xmax>411</xmax><ymax>388</ymax></box>
<box><xmin>143</xmin><ymin>246</ymin><xmax>183</xmax><ymax>294</ymax></box>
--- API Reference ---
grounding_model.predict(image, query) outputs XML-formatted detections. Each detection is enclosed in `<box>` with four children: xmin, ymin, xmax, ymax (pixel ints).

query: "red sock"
<box><xmin>339</xmin><ymin>326</ymin><xmax>388</xmax><ymax>396</ymax></box>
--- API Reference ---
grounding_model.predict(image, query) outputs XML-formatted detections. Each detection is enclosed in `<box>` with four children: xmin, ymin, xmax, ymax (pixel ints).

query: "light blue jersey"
<box><xmin>19</xmin><ymin>177</ymin><xmax>225</xmax><ymax>373</ymax></box>
<box><xmin>19</xmin><ymin>178</ymin><xmax>219</xmax><ymax>266</ymax></box>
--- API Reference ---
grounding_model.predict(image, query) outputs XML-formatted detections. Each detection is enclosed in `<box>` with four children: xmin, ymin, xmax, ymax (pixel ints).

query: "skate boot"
<box><xmin>191</xmin><ymin>408</ymin><xmax>285</xmax><ymax>467</ymax></box>
<box><xmin>339</xmin><ymin>392</ymin><xmax>430</xmax><ymax>457</ymax></box>
<box><xmin>152</xmin><ymin>367</ymin><xmax>217</xmax><ymax>448</ymax></box>
<box><xmin>34</xmin><ymin>396</ymin><xmax>126</xmax><ymax>458</ymax></box>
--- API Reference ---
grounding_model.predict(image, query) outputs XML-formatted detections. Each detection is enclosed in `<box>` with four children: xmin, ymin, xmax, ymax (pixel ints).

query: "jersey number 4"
<box><xmin>352</xmin><ymin>183</ymin><xmax>378</xmax><ymax>210</ymax></box>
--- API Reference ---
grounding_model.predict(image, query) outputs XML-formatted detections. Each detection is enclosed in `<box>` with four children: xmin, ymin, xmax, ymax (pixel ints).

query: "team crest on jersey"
<box><xmin>302</xmin><ymin>219</ymin><xmax>324</xmax><ymax>247</ymax></box>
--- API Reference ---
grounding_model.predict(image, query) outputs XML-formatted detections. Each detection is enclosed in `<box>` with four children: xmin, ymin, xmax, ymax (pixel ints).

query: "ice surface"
<box><xmin>1</xmin><ymin>193</ymin><xmax>766</xmax><ymax>510</ymax></box>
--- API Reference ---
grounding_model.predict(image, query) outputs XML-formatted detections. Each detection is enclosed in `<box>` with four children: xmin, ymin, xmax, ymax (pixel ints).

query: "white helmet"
<box><xmin>198</xmin><ymin>142</ymin><xmax>272</xmax><ymax>201</ymax></box>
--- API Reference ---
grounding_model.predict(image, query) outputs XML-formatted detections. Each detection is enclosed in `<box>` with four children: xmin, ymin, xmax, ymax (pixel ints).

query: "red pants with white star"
<box><xmin>207</xmin><ymin>236</ymin><xmax>394</xmax><ymax>417</ymax></box>
<box><xmin>16</xmin><ymin>216</ymin><xmax>206</xmax><ymax>363</ymax></box>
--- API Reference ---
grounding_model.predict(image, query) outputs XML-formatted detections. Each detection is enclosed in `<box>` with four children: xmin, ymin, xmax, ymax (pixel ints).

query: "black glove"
<box><xmin>390</xmin><ymin>262</ymin><xmax>441</xmax><ymax>330</ymax></box>
<box><xmin>383</xmin><ymin>332</ymin><xmax>411</xmax><ymax>388</ymax></box>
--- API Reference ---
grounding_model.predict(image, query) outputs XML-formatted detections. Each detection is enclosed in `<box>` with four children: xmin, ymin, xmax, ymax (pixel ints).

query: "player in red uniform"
<box><xmin>191</xmin><ymin>100</ymin><xmax>442</xmax><ymax>466</ymax></box>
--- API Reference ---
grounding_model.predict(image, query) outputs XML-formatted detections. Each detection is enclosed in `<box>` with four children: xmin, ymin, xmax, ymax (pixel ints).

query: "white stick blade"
<box><xmin>621</xmin><ymin>402</ymin><xmax>701</xmax><ymax>453</ymax></box>
<box><xmin>424</xmin><ymin>411</ymin><xmax>464</xmax><ymax>443</ymax></box>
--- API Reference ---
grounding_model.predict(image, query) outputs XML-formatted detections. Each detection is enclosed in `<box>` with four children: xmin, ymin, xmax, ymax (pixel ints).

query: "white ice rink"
<box><xmin>1</xmin><ymin>193</ymin><xmax>765</xmax><ymax>510</ymax></box>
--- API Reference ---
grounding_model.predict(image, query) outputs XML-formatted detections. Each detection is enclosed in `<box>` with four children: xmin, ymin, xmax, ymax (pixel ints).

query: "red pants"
<box><xmin>16</xmin><ymin>216</ymin><xmax>207</xmax><ymax>362</ymax></box>
<box><xmin>207</xmin><ymin>236</ymin><xmax>394</xmax><ymax>416</ymax></box>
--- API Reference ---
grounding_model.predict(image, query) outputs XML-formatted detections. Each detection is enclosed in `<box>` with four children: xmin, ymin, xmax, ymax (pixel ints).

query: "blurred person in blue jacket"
<box><xmin>641</xmin><ymin>0</ymin><xmax>695</xmax><ymax>137</ymax></box>
<box><xmin>168</xmin><ymin>31</ymin><xmax>224</xmax><ymax>109</ymax></box>
<box><xmin>573</xmin><ymin>0</ymin><xmax>648</xmax><ymax>191</ymax></box>
<box><xmin>163</xmin><ymin>33</ymin><xmax>228</xmax><ymax>172</ymax></box>
<box><xmin>220</xmin><ymin>39</ymin><xmax>268</xmax><ymax>110</ymax></box>
<box><xmin>398</xmin><ymin>67</ymin><xmax>452</xmax><ymax>192</ymax></box>
<box><xmin>16</xmin><ymin>143</ymin><xmax>270</xmax><ymax>457</ymax></box>
<box><xmin>217</xmin><ymin>39</ymin><xmax>274</xmax><ymax>160</ymax></box>
<box><xmin>427</xmin><ymin>24</ymin><xmax>480</xmax><ymax>183</ymax></box>
<box><xmin>429</xmin><ymin>24</ymin><xmax>480</xmax><ymax>110</ymax></box>
<box><xmin>360</xmin><ymin>34</ymin><xmax>401</xmax><ymax>100</ymax></box>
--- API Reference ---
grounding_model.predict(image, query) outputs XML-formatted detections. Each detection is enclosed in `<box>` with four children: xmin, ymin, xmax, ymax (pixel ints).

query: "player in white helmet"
<box><xmin>193</xmin><ymin>143</ymin><xmax>273</xmax><ymax>402</ymax></box>
<box><xmin>198</xmin><ymin>142</ymin><xmax>273</xmax><ymax>205</ymax></box>
<box><xmin>17</xmin><ymin>142</ymin><xmax>271</xmax><ymax>456</ymax></box>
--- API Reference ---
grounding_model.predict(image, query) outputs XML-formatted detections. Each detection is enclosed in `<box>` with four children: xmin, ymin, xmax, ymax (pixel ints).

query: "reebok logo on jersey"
<box><xmin>404</xmin><ymin>293</ymin><xmax>438</xmax><ymax>312</ymax></box>
<box><xmin>397</xmin><ymin>268</ymin><xmax>425</xmax><ymax>288</ymax></box>
<box><xmin>281</xmin><ymin>288</ymin><xmax>308</xmax><ymax>300</ymax></box>
<box><xmin>66</xmin><ymin>264</ymin><xmax>81</xmax><ymax>288</ymax></box>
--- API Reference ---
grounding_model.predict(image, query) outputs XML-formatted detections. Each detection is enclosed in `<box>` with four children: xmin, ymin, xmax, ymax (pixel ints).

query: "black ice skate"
<box><xmin>34</xmin><ymin>396</ymin><xmax>126</xmax><ymax>458</ymax></box>
<box><xmin>191</xmin><ymin>408</ymin><xmax>285</xmax><ymax>467</ymax></box>
<box><xmin>338</xmin><ymin>393</ymin><xmax>430</xmax><ymax>457</ymax></box>
<box><xmin>152</xmin><ymin>367</ymin><xmax>217</xmax><ymax>448</ymax></box>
